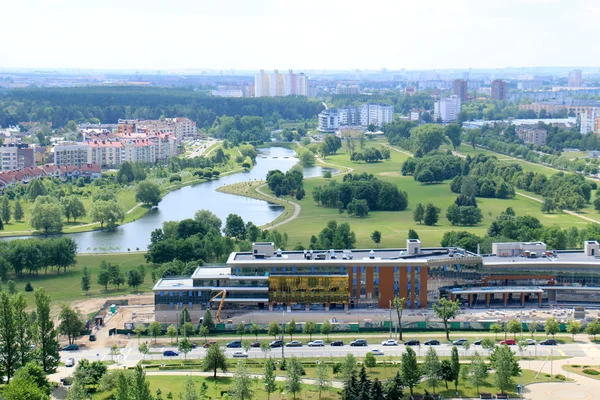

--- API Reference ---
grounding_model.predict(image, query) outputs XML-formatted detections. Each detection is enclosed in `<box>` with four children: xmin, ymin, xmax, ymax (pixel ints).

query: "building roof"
<box><xmin>449</xmin><ymin>286</ymin><xmax>545</xmax><ymax>295</ymax></box>
<box><xmin>191</xmin><ymin>267</ymin><xmax>231</xmax><ymax>279</ymax></box>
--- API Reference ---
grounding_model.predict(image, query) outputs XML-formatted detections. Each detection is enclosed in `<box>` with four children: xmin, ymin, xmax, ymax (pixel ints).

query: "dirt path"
<box><xmin>383</xmin><ymin>143</ymin><xmax>413</xmax><ymax>157</ymax></box>
<box><xmin>255</xmin><ymin>184</ymin><xmax>301</xmax><ymax>230</ymax></box>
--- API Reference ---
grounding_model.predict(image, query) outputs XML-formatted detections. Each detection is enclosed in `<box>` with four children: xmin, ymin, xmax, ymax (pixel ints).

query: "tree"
<box><xmin>58</xmin><ymin>305</ymin><xmax>85</xmax><ymax>345</ymax></box>
<box><xmin>432</xmin><ymin>298</ymin><xmax>461</xmax><ymax>340</ymax></box>
<box><xmin>401</xmin><ymin>347</ymin><xmax>421</xmax><ymax>397</ymax></box>
<box><xmin>490</xmin><ymin>323</ymin><xmax>503</xmax><ymax>339</ymax></box>
<box><xmin>423</xmin><ymin>346</ymin><xmax>442</xmax><ymax>394</ymax></box>
<box><xmin>411</xmin><ymin>124</ymin><xmax>447</xmax><ymax>155</ymax></box>
<box><xmin>384</xmin><ymin>371</ymin><xmax>404</xmax><ymax>400</ymax></box>
<box><xmin>13</xmin><ymin>200</ymin><xmax>23</xmax><ymax>222</ymax></box>
<box><xmin>237</xmin><ymin>322</ymin><xmax>246</xmax><ymax>340</ymax></box>
<box><xmin>73</xmin><ymin>359</ymin><xmax>107</xmax><ymax>388</ymax></box>
<box><xmin>468</xmin><ymin>351</ymin><xmax>489</xmax><ymax>394</ymax></box>
<box><xmin>424</xmin><ymin>203</ymin><xmax>441</xmax><ymax>226</ymax></box>
<box><xmin>587</xmin><ymin>320</ymin><xmax>600</xmax><ymax>339</ymax></box>
<box><xmin>393</xmin><ymin>296</ymin><xmax>407</xmax><ymax>341</ymax></box>
<box><xmin>2</xmin><ymin>367</ymin><xmax>51</xmax><ymax>400</ymax></box>
<box><xmin>199</xmin><ymin>325</ymin><xmax>210</xmax><ymax>342</ymax></box>
<box><xmin>286</xmin><ymin>318</ymin><xmax>297</xmax><ymax>340</ymax></box>
<box><xmin>314</xmin><ymin>361</ymin><xmax>332</xmax><ymax>399</ymax></box>
<box><xmin>26</xmin><ymin>179</ymin><xmax>46</xmax><ymax>201</ymax></box>
<box><xmin>440</xmin><ymin>360</ymin><xmax>453</xmax><ymax>390</ymax></box>
<box><xmin>97</xmin><ymin>261</ymin><xmax>111</xmax><ymax>290</ymax></box>
<box><xmin>224</xmin><ymin>214</ymin><xmax>246</xmax><ymax>239</ymax></box>
<box><xmin>203</xmin><ymin>342</ymin><xmax>228</xmax><ymax>378</ymax></box>
<box><xmin>260</xmin><ymin>340</ymin><xmax>271</xmax><ymax>358</ymax></box>
<box><xmin>567</xmin><ymin>320</ymin><xmax>582</xmax><ymax>339</ymax></box>
<box><xmin>267</xmin><ymin>320</ymin><xmax>282</xmax><ymax>339</ymax></box>
<box><xmin>108</xmin><ymin>264</ymin><xmax>125</xmax><ymax>289</ymax></box>
<box><xmin>131</xmin><ymin>364</ymin><xmax>153</xmax><ymax>400</ymax></box>
<box><xmin>481</xmin><ymin>338</ymin><xmax>496</xmax><ymax>355</ymax></box>
<box><xmin>180</xmin><ymin>375</ymin><xmax>199</xmax><ymax>400</ymax></box>
<box><xmin>81</xmin><ymin>266</ymin><xmax>91</xmax><ymax>294</ymax></box>
<box><xmin>61</xmin><ymin>196</ymin><xmax>86</xmax><ymax>223</ymax></box>
<box><xmin>13</xmin><ymin>293</ymin><xmax>32</xmax><ymax>367</ymax></box>
<box><xmin>285</xmin><ymin>356</ymin><xmax>303</xmax><ymax>400</ymax></box>
<box><xmin>340</xmin><ymin>354</ymin><xmax>357</xmax><ymax>382</ymax></box>
<box><xmin>166</xmin><ymin>325</ymin><xmax>177</xmax><ymax>344</ymax></box>
<box><xmin>147</xmin><ymin>321</ymin><xmax>161</xmax><ymax>344</ymax></box>
<box><xmin>263</xmin><ymin>358</ymin><xmax>277</xmax><ymax>400</ymax></box>
<box><xmin>506</xmin><ymin>319</ymin><xmax>522</xmax><ymax>337</ymax></box>
<box><xmin>370</xmin><ymin>230</ymin><xmax>382</xmax><ymax>247</ymax></box>
<box><xmin>320</xmin><ymin>319</ymin><xmax>332</xmax><ymax>341</ymax></box>
<box><xmin>303</xmin><ymin>321</ymin><xmax>317</xmax><ymax>340</ymax></box>
<box><xmin>450</xmin><ymin>346</ymin><xmax>461</xmax><ymax>392</ymax></box>
<box><xmin>545</xmin><ymin>317</ymin><xmax>560</xmax><ymax>338</ymax></box>
<box><xmin>490</xmin><ymin>345</ymin><xmax>520</xmax><ymax>394</ymax></box>
<box><xmin>138</xmin><ymin>342</ymin><xmax>150</xmax><ymax>360</ymax></box>
<box><xmin>364</xmin><ymin>351</ymin><xmax>377</xmax><ymax>372</ymax></box>
<box><xmin>445</xmin><ymin>123</ymin><xmax>462</xmax><ymax>150</ymax></box>
<box><xmin>178</xmin><ymin>337</ymin><xmax>193</xmax><ymax>360</ymax></box>
<box><xmin>413</xmin><ymin>203</ymin><xmax>425</xmax><ymax>224</ymax></box>
<box><xmin>346</xmin><ymin>199</ymin><xmax>369</xmax><ymax>218</ymax></box>
<box><xmin>407</xmin><ymin>229</ymin><xmax>419</xmax><ymax>240</ymax></box>
<box><xmin>250</xmin><ymin>323</ymin><xmax>261</xmax><ymax>340</ymax></box>
<box><xmin>34</xmin><ymin>288</ymin><xmax>59</xmax><ymax>373</ymax></box>
<box><xmin>0</xmin><ymin>292</ymin><xmax>18</xmax><ymax>382</ymax></box>
<box><xmin>2</xmin><ymin>197</ymin><xmax>11</xmax><ymax>223</ymax></box>
<box><xmin>29</xmin><ymin>197</ymin><xmax>63</xmax><ymax>233</ymax></box>
<box><xmin>136</xmin><ymin>181</ymin><xmax>162</xmax><ymax>207</ymax></box>
<box><xmin>127</xmin><ymin>270</ymin><xmax>144</xmax><ymax>290</ymax></box>
<box><xmin>202</xmin><ymin>309</ymin><xmax>215</xmax><ymax>330</ymax></box>
<box><xmin>90</xmin><ymin>200</ymin><xmax>125</xmax><ymax>229</ymax></box>
<box><xmin>528</xmin><ymin>320</ymin><xmax>540</xmax><ymax>338</ymax></box>
<box><xmin>66</xmin><ymin>380</ymin><xmax>88</xmax><ymax>400</ymax></box>
<box><xmin>231</xmin><ymin>362</ymin><xmax>254</xmax><ymax>400</ymax></box>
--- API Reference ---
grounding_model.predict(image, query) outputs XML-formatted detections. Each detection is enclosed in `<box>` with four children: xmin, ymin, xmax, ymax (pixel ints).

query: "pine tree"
<box><xmin>2</xmin><ymin>197</ymin><xmax>11</xmax><ymax>224</ymax></box>
<box><xmin>33</xmin><ymin>288</ymin><xmax>59</xmax><ymax>373</ymax></box>
<box><xmin>13</xmin><ymin>200</ymin><xmax>23</xmax><ymax>222</ymax></box>
<box><xmin>202</xmin><ymin>309</ymin><xmax>215</xmax><ymax>330</ymax></box>
<box><xmin>81</xmin><ymin>266</ymin><xmax>91</xmax><ymax>294</ymax></box>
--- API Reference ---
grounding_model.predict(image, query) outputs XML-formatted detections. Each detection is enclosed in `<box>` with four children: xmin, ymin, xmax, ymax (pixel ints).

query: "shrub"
<box><xmin>24</xmin><ymin>282</ymin><xmax>33</xmax><ymax>292</ymax></box>
<box><xmin>582</xmin><ymin>369</ymin><xmax>600</xmax><ymax>375</ymax></box>
<box><xmin>169</xmin><ymin>174</ymin><xmax>182</xmax><ymax>183</ymax></box>
<box><xmin>554</xmin><ymin>374</ymin><xmax>567</xmax><ymax>381</ymax></box>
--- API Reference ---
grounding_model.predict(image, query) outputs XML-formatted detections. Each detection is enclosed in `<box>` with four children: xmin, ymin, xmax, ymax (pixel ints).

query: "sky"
<box><xmin>0</xmin><ymin>0</ymin><xmax>597</xmax><ymax>72</ymax></box>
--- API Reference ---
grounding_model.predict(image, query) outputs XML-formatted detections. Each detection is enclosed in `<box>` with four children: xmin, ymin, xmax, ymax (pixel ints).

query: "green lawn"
<box><xmin>273</xmin><ymin>140</ymin><xmax>592</xmax><ymax>248</ymax></box>
<box><xmin>14</xmin><ymin>252</ymin><xmax>148</xmax><ymax>308</ymax></box>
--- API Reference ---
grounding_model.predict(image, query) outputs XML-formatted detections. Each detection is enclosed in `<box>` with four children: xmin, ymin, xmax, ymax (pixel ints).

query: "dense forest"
<box><xmin>0</xmin><ymin>87</ymin><xmax>323</xmax><ymax>128</ymax></box>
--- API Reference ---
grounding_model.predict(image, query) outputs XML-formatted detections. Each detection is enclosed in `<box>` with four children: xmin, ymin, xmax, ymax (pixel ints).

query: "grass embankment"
<box><xmin>14</xmin><ymin>252</ymin><xmax>148</xmax><ymax>307</ymax></box>
<box><xmin>563</xmin><ymin>364</ymin><xmax>600</xmax><ymax>380</ymax></box>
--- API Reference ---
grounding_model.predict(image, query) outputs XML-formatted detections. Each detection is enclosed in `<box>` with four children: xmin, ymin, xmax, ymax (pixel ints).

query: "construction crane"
<box><xmin>209</xmin><ymin>290</ymin><xmax>227</xmax><ymax>323</ymax></box>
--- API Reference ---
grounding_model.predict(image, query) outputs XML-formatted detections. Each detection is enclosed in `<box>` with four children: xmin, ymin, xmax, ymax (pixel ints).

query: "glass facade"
<box><xmin>269</xmin><ymin>275</ymin><xmax>349</xmax><ymax>304</ymax></box>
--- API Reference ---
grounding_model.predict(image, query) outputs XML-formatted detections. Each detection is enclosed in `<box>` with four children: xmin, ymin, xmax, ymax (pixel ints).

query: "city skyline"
<box><xmin>0</xmin><ymin>0</ymin><xmax>597</xmax><ymax>71</ymax></box>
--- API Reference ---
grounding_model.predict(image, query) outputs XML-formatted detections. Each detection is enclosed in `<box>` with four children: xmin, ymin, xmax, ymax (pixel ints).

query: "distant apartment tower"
<box><xmin>254</xmin><ymin>70</ymin><xmax>270</xmax><ymax>97</ymax></box>
<box><xmin>491</xmin><ymin>80</ymin><xmax>507</xmax><ymax>100</ymax></box>
<box><xmin>568</xmin><ymin>70</ymin><xmax>583</xmax><ymax>87</ymax></box>
<box><xmin>581</xmin><ymin>109</ymin><xmax>600</xmax><ymax>134</ymax></box>
<box><xmin>317</xmin><ymin>109</ymin><xmax>340</xmax><ymax>133</ymax></box>
<box><xmin>516</xmin><ymin>126</ymin><xmax>547</xmax><ymax>146</ymax></box>
<box><xmin>254</xmin><ymin>70</ymin><xmax>309</xmax><ymax>97</ymax></box>
<box><xmin>360</xmin><ymin>104</ymin><xmax>394</xmax><ymax>127</ymax></box>
<box><xmin>434</xmin><ymin>96</ymin><xmax>461</xmax><ymax>123</ymax></box>
<box><xmin>338</xmin><ymin>107</ymin><xmax>361</xmax><ymax>125</ymax></box>
<box><xmin>452</xmin><ymin>79</ymin><xmax>468</xmax><ymax>103</ymax></box>
<box><xmin>336</xmin><ymin>84</ymin><xmax>361</xmax><ymax>95</ymax></box>
<box><xmin>1</xmin><ymin>144</ymin><xmax>34</xmax><ymax>171</ymax></box>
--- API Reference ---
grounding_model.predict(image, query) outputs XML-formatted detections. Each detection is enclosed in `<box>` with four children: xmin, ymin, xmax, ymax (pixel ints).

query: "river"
<box><xmin>7</xmin><ymin>147</ymin><xmax>335</xmax><ymax>253</ymax></box>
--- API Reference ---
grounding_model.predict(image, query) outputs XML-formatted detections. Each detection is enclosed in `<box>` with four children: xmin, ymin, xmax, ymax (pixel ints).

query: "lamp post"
<box><xmin>389</xmin><ymin>300</ymin><xmax>393</xmax><ymax>339</ymax></box>
<box><xmin>176</xmin><ymin>304</ymin><xmax>180</xmax><ymax>344</ymax></box>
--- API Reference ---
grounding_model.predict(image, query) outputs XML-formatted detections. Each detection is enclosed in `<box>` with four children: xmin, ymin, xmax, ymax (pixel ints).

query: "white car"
<box><xmin>525</xmin><ymin>339</ymin><xmax>536</xmax><ymax>345</ymax></box>
<box><xmin>381</xmin><ymin>339</ymin><xmax>398</xmax><ymax>346</ymax></box>
<box><xmin>308</xmin><ymin>340</ymin><xmax>325</xmax><ymax>347</ymax></box>
<box><xmin>370</xmin><ymin>349</ymin><xmax>385</xmax><ymax>356</ymax></box>
<box><xmin>232</xmin><ymin>351</ymin><xmax>248</xmax><ymax>358</ymax></box>
<box><xmin>65</xmin><ymin>358</ymin><xmax>75</xmax><ymax>367</ymax></box>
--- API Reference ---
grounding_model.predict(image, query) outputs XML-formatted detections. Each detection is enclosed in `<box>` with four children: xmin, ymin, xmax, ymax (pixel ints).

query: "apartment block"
<box><xmin>360</xmin><ymin>104</ymin><xmax>394</xmax><ymax>127</ymax></box>
<box><xmin>581</xmin><ymin>109</ymin><xmax>600</xmax><ymax>134</ymax></box>
<box><xmin>516</xmin><ymin>126</ymin><xmax>547</xmax><ymax>146</ymax></box>
<box><xmin>53</xmin><ymin>142</ymin><xmax>91</xmax><ymax>168</ymax></box>
<box><xmin>434</xmin><ymin>96</ymin><xmax>461</xmax><ymax>123</ymax></box>
<box><xmin>317</xmin><ymin>109</ymin><xmax>340</xmax><ymax>133</ymax></box>
<box><xmin>491</xmin><ymin>80</ymin><xmax>507</xmax><ymax>100</ymax></box>
<box><xmin>317</xmin><ymin>104</ymin><xmax>394</xmax><ymax>132</ymax></box>
<box><xmin>568</xmin><ymin>70</ymin><xmax>582</xmax><ymax>87</ymax></box>
<box><xmin>254</xmin><ymin>69</ymin><xmax>309</xmax><ymax>97</ymax></box>
<box><xmin>336</xmin><ymin>84</ymin><xmax>361</xmax><ymax>95</ymax></box>
<box><xmin>1</xmin><ymin>144</ymin><xmax>34</xmax><ymax>171</ymax></box>
<box><xmin>117</xmin><ymin>118</ymin><xmax>195</xmax><ymax>144</ymax></box>
<box><xmin>452</xmin><ymin>79</ymin><xmax>468</xmax><ymax>103</ymax></box>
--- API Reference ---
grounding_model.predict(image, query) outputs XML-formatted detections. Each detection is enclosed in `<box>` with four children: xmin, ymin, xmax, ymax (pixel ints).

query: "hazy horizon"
<box><xmin>1</xmin><ymin>0</ymin><xmax>597</xmax><ymax>71</ymax></box>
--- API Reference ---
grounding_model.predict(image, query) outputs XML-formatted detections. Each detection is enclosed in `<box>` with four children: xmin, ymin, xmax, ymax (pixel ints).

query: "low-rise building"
<box><xmin>516</xmin><ymin>126</ymin><xmax>548</xmax><ymax>146</ymax></box>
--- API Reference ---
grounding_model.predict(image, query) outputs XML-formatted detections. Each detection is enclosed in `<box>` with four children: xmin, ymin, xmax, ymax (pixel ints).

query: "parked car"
<box><xmin>65</xmin><ymin>358</ymin><xmax>75</xmax><ymax>367</ymax></box>
<box><xmin>452</xmin><ymin>339</ymin><xmax>468</xmax><ymax>346</ymax></box>
<box><xmin>250</xmin><ymin>341</ymin><xmax>261</xmax><ymax>348</ymax></box>
<box><xmin>89</xmin><ymin>334</ymin><xmax>96</xmax><ymax>342</ymax></box>
<box><xmin>226</xmin><ymin>340</ymin><xmax>242</xmax><ymax>348</ymax></box>
<box><xmin>191</xmin><ymin>343</ymin><xmax>198</xmax><ymax>349</ymax></box>
<box><xmin>350</xmin><ymin>339</ymin><xmax>368</xmax><ymax>347</ymax></box>
<box><xmin>330</xmin><ymin>340</ymin><xmax>344</xmax><ymax>347</ymax></box>
<box><xmin>370</xmin><ymin>349</ymin><xmax>385</xmax><ymax>356</ymax></box>
<box><xmin>163</xmin><ymin>350</ymin><xmax>179</xmax><ymax>356</ymax></box>
<box><xmin>404</xmin><ymin>340</ymin><xmax>420</xmax><ymax>346</ymax></box>
<box><xmin>381</xmin><ymin>339</ymin><xmax>398</xmax><ymax>346</ymax></box>
<box><xmin>526</xmin><ymin>339</ymin><xmax>536</xmax><ymax>345</ymax></box>
<box><xmin>424</xmin><ymin>339</ymin><xmax>440</xmax><ymax>346</ymax></box>
<box><xmin>473</xmin><ymin>339</ymin><xmax>483</xmax><ymax>345</ymax></box>
<box><xmin>61</xmin><ymin>344</ymin><xmax>79</xmax><ymax>351</ymax></box>
<box><xmin>540</xmin><ymin>339</ymin><xmax>557</xmax><ymax>346</ymax></box>
<box><xmin>286</xmin><ymin>341</ymin><xmax>303</xmax><ymax>347</ymax></box>
<box><xmin>270</xmin><ymin>340</ymin><xmax>283</xmax><ymax>348</ymax></box>
<box><xmin>500</xmin><ymin>339</ymin><xmax>517</xmax><ymax>345</ymax></box>
<box><xmin>232</xmin><ymin>351</ymin><xmax>249</xmax><ymax>358</ymax></box>
<box><xmin>203</xmin><ymin>341</ymin><xmax>217</xmax><ymax>348</ymax></box>
<box><xmin>308</xmin><ymin>340</ymin><xmax>325</xmax><ymax>347</ymax></box>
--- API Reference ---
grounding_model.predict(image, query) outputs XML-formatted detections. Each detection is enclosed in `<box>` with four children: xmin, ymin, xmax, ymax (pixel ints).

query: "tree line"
<box><xmin>0</xmin><ymin>237</ymin><xmax>77</xmax><ymax>279</ymax></box>
<box><xmin>266</xmin><ymin>167</ymin><xmax>304</xmax><ymax>199</ymax></box>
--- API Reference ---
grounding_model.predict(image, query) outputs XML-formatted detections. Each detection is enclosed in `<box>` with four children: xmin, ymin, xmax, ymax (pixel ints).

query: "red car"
<box><xmin>500</xmin><ymin>339</ymin><xmax>516</xmax><ymax>345</ymax></box>
<box><xmin>203</xmin><ymin>341</ymin><xmax>217</xmax><ymax>348</ymax></box>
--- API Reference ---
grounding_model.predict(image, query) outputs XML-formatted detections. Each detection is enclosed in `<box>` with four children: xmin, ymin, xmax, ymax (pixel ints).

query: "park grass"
<box><xmin>14</xmin><ymin>252</ymin><xmax>148</xmax><ymax>308</ymax></box>
<box><xmin>562</xmin><ymin>364</ymin><xmax>600</xmax><ymax>380</ymax></box>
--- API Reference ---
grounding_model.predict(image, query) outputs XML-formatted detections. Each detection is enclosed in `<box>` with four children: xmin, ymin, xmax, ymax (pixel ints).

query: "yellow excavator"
<box><xmin>209</xmin><ymin>290</ymin><xmax>227</xmax><ymax>323</ymax></box>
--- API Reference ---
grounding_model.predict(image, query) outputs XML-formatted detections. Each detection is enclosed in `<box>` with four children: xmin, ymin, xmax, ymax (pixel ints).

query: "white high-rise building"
<box><xmin>317</xmin><ymin>109</ymin><xmax>340</xmax><ymax>133</ymax></box>
<box><xmin>434</xmin><ymin>96</ymin><xmax>462</xmax><ymax>123</ymax></box>
<box><xmin>254</xmin><ymin>70</ymin><xmax>270</xmax><ymax>97</ymax></box>
<box><xmin>359</xmin><ymin>104</ymin><xmax>394</xmax><ymax>127</ymax></box>
<box><xmin>581</xmin><ymin>109</ymin><xmax>599</xmax><ymax>134</ymax></box>
<box><xmin>254</xmin><ymin>69</ymin><xmax>309</xmax><ymax>97</ymax></box>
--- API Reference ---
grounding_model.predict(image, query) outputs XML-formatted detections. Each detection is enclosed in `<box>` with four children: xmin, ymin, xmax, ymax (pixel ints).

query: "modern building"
<box><xmin>318</xmin><ymin>104</ymin><xmax>393</xmax><ymax>132</ymax></box>
<box><xmin>515</xmin><ymin>126</ymin><xmax>548</xmax><ymax>146</ymax></box>
<box><xmin>254</xmin><ymin>70</ymin><xmax>309</xmax><ymax>97</ymax></box>
<box><xmin>491</xmin><ymin>80</ymin><xmax>507</xmax><ymax>100</ymax></box>
<box><xmin>338</xmin><ymin>107</ymin><xmax>361</xmax><ymax>126</ymax></box>
<box><xmin>434</xmin><ymin>96</ymin><xmax>461</xmax><ymax>123</ymax></box>
<box><xmin>153</xmin><ymin>240</ymin><xmax>600</xmax><ymax>322</ymax></box>
<box><xmin>1</xmin><ymin>144</ymin><xmax>34</xmax><ymax>171</ymax></box>
<box><xmin>317</xmin><ymin>109</ymin><xmax>340</xmax><ymax>133</ymax></box>
<box><xmin>580</xmin><ymin>109</ymin><xmax>600</xmax><ymax>134</ymax></box>
<box><xmin>254</xmin><ymin>70</ymin><xmax>270</xmax><ymax>98</ymax></box>
<box><xmin>359</xmin><ymin>104</ymin><xmax>394</xmax><ymax>127</ymax></box>
<box><xmin>568</xmin><ymin>69</ymin><xmax>583</xmax><ymax>87</ymax></box>
<box><xmin>452</xmin><ymin>79</ymin><xmax>468</xmax><ymax>103</ymax></box>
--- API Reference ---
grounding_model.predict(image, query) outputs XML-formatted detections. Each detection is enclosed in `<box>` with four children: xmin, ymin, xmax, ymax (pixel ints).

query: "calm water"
<box><xmin>6</xmin><ymin>147</ymin><xmax>336</xmax><ymax>252</ymax></box>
